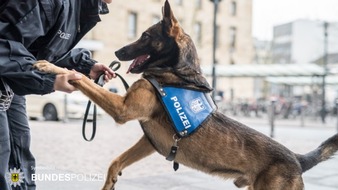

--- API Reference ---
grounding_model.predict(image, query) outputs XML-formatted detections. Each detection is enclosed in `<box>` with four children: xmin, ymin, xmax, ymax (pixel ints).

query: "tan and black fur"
<box><xmin>34</xmin><ymin>1</ymin><xmax>338</xmax><ymax>189</ymax></box>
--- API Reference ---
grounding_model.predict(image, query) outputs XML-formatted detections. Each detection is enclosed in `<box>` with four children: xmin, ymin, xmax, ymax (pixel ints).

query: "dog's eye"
<box><xmin>141</xmin><ymin>33</ymin><xmax>150</xmax><ymax>41</ymax></box>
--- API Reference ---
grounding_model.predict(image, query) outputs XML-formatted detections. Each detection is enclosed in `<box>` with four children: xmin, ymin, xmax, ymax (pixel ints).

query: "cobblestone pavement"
<box><xmin>28</xmin><ymin>115</ymin><xmax>338</xmax><ymax>190</ymax></box>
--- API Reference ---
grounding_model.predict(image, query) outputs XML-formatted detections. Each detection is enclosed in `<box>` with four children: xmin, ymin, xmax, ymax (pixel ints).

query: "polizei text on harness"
<box><xmin>170</xmin><ymin>96</ymin><xmax>191</xmax><ymax>129</ymax></box>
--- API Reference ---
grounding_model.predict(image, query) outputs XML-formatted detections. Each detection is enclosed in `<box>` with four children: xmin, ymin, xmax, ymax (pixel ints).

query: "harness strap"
<box><xmin>147</xmin><ymin>77</ymin><xmax>166</xmax><ymax>96</ymax></box>
<box><xmin>146</xmin><ymin>77</ymin><xmax>216</xmax><ymax>137</ymax></box>
<box><xmin>146</xmin><ymin>76</ymin><xmax>217</xmax><ymax>171</ymax></box>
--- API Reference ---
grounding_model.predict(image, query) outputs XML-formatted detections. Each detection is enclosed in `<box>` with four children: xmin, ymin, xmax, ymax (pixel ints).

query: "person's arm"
<box><xmin>0</xmin><ymin>39</ymin><xmax>56</xmax><ymax>95</ymax></box>
<box><xmin>0</xmin><ymin>1</ymin><xmax>59</xmax><ymax>95</ymax></box>
<box><xmin>0</xmin><ymin>38</ymin><xmax>86</xmax><ymax>95</ymax></box>
<box><xmin>55</xmin><ymin>48</ymin><xmax>116</xmax><ymax>82</ymax></box>
<box><xmin>0</xmin><ymin>1</ymin><xmax>86</xmax><ymax>95</ymax></box>
<box><xmin>54</xmin><ymin>48</ymin><xmax>96</xmax><ymax>77</ymax></box>
<box><xmin>0</xmin><ymin>0</ymin><xmax>114</xmax><ymax>95</ymax></box>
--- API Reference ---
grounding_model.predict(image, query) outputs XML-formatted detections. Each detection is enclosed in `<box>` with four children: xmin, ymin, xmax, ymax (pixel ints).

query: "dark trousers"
<box><xmin>0</xmin><ymin>94</ymin><xmax>36</xmax><ymax>190</ymax></box>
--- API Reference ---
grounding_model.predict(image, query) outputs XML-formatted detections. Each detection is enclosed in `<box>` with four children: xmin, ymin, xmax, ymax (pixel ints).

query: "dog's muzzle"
<box><xmin>0</xmin><ymin>78</ymin><xmax>14</xmax><ymax>111</ymax></box>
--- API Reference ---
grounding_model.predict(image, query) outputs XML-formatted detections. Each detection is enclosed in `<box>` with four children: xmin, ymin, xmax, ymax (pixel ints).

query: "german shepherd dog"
<box><xmin>34</xmin><ymin>1</ymin><xmax>338</xmax><ymax>189</ymax></box>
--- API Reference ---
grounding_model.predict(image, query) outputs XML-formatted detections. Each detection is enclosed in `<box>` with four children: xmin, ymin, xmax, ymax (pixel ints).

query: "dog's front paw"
<box><xmin>33</xmin><ymin>60</ymin><xmax>68</xmax><ymax>74</ymax></box>
<box><xmin>33</xmin><ymin>60</ymin><xmax>54</xmax><ymax>73</ymax></box>
<box><xmin>101</xmin><ymin>163</ymin><xmax>122</xmax><ymax>190</ymax></box>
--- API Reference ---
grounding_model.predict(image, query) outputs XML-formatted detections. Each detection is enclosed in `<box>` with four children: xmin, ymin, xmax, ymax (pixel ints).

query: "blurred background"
<box><xmin>25</xmin><ymin>1</ymin><xmax>338</xmax><ymax>189</ymax></box>
<box><xmin>27</xmin><ymin>0</ymin><xmax>338</xmax><ymax>124</ymax></box>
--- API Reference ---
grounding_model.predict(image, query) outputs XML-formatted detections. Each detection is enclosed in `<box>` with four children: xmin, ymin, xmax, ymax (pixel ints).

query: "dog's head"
<box><xmin>115</xmin><ymin>0</ymin><xmax>212</xmax><ymax>91</ymax></box>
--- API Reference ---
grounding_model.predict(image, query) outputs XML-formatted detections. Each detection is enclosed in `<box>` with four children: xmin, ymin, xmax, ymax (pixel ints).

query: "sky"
<box><xmin>252</xmin><ymin>0</ymin><xmax>338</xmax><ymax>40</ymax></box>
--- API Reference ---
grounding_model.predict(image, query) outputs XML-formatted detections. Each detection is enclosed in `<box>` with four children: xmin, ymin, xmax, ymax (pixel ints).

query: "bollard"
<box><xmin>300</xmin><ymin>105</ymin><xmax>304</xmax><ymax>127</ymax></box>
<box><xmin>63</xmin><ymin>93</ymin><xmax>68</xmax><ymax>123</ymax></box>
<box><xmin>269</xmin><ymin>100</ymin><xmax>276</xmax><ymax>138</ymax></box>
<box><xmin>336</xmin><ymin>99</ymin><xmax>338</xmax><ymax>132</ymax></box>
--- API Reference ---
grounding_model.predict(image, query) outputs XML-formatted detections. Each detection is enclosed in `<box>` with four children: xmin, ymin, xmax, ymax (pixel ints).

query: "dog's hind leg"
<box><xmin>252</xmin><ymin>164</ymin><xmax>304</xmax><ymax>190</ymax></box>
<box><xmin>102</xmin><ymin>135</ymin><xmax>156</xmax><ymax>190</ymax></box>
<box><xmin>253</xmin><ymin>175</ymin><xmax>304</xmax><ymax>190</ymax></box>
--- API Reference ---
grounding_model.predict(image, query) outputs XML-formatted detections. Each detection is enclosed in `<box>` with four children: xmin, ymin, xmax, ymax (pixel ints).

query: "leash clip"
<box><xmin>166</xmin><ymin>134</ymin><xmax>181</xmax><ymax>171</ymax></box>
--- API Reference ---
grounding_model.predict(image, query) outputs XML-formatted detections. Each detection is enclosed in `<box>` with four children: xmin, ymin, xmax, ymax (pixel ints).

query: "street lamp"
<box><xmin>320</xmin><ymin>22</ymin><xmax>328</xmax><ymax>123</ymax></box>
<box><xmin>210</xmin><ymin>0</ymin><xmax>222</xmax><ymax>99</ymax></box>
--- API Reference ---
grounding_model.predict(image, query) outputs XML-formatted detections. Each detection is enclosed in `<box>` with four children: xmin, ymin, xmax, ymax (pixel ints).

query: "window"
<box><xmin>194</xmin><ymin>22</ymin><xmax>202</xmax><ymax>45</ymax></box>
<box><xmin>230</xmin><ymin>1</ymin><xmax>237</xmax><ymax>16</ymax></box>
<box><xmin>128</xmin><ymin>12</ymin><xmax>137</xmax><ymax>39</ymax></box>
<box><xmin>229</xmin><ymin>26</ymin><xmax>237</xmax><ymax>50</ymax></box>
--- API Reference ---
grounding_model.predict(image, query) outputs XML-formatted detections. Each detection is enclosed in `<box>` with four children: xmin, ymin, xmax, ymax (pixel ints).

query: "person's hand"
<box><xmin>89</xmin><ymin>63</ymin><xmax>116</xmax><ymax>82</ymax></box>
<box><xmin>54</xmin><ymin>72</ymin><xmax>83</xmax><ymax>93</ymax></box>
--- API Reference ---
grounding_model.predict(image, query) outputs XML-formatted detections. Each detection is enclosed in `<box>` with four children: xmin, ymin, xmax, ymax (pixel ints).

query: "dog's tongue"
<box><xmin>127</xmin><ymin>54</ymin><xmax>149</xmax><ymax>73</ymax></box>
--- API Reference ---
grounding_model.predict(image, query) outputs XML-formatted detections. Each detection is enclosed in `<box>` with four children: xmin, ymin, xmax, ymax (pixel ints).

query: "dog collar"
<box><xmin>146</xmin><ymin>77</ymin><xmax>216</xmax><ymax>138</ymax></box>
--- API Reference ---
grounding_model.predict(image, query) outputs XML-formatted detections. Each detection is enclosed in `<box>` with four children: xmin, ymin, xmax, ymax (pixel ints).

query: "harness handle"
<box><xmin>82</xmin><ymin>61</ymin><xmax>129</xmax><ymax>141</ymax></box>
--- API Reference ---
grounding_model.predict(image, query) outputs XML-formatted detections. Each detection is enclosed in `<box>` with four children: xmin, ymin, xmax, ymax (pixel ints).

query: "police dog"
<box><xmin>34</xmin><ymin>1</ymin><xmax>338</xmax><ymax>189</ymax></box>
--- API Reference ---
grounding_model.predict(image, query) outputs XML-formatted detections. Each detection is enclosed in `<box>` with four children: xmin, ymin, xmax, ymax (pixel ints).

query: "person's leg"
<box><xmin>8</xmin><ymin>95</ymin><xmax>36</xmax><ymax>190</ymax></box>
<box><xmin>0</xmin><ymin>111</ymin><xmax>11</xmax><ymax>190</ymax></box>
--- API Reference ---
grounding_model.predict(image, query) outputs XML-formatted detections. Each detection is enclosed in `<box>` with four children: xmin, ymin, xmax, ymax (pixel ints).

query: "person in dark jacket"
<box><xmin>0</xmin><ymin>0</ymin><xmax>114</xmax><ymax>189</ymax></box>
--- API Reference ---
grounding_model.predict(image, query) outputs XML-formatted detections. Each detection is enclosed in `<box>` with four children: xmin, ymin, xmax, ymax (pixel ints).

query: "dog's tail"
<box><xmin>297</xmin><ymin>133</ymin><xmax>338</xmax><ymax>173</ymax></box>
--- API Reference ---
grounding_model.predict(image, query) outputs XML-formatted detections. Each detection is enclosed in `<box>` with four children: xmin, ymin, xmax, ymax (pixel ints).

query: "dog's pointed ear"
<box><xmin>162</xmin><ymin>0</ymin><xmax>181</xmax><ymax>38</ymax></box>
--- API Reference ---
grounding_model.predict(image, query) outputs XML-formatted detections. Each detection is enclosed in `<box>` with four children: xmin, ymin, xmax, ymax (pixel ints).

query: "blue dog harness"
<box><xmin>146</xmin><ymin>77</ymin><xmax>216</xmax><ymax>171</ymax></box>
<box><xmin>147</xmin><ymin>77</ymin><xmax>216</xmax><ymax>138</ymax></box>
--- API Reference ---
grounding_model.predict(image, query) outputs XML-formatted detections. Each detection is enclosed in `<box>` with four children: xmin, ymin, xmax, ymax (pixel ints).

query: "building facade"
<box><xmin>78</xmin><ymin>0</ymin><xmax>254</xmax><ymax>100</ymax></box>
<box><xmin>272</xmin><ymin>19</ymin><xmax>338</xmax><ymax>64</ymax></box>
<box><xmin>271</xmin><ymin>20</ymin><xmax>338</xmax><ymax>110</ymax></box>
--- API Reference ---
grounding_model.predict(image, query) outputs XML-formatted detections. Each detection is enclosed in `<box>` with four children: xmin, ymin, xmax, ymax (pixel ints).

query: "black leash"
<box><xmin>82</xmin><ymin>61</ymin><xmax>129</xmax><ymax>141</ymax></box>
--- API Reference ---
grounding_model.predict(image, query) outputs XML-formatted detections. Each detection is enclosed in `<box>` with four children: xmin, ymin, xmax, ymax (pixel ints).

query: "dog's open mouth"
<box><xmin>127</xmin><ymin>54</ymin><xmax>151</xmax><ymax>73</ymax></box>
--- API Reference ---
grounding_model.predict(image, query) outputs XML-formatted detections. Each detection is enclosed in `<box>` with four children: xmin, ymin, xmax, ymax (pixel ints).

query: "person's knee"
<box><xmin>0</xmin><ymin>138</ymin><xmax>11</xmax><ymax>155</ymax></box>
<box><xmin>11</xmin><ymin>131</ymin><xmax>31</xmax><ymax>148</ymax></box>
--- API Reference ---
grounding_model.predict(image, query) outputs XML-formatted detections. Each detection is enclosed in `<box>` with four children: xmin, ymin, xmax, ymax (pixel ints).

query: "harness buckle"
<box><xmin>166</xmin><ymin>134</ymin><xmax>181</xmax><ymax>171</ymax></box>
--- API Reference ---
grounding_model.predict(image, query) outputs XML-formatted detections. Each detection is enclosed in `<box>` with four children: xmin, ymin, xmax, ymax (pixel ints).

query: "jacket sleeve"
<box><xmin>0</xmin><ymin>0</ymin><xmax>56</xmax><ymax>95</ymax></box>
<box><xmin>54</xmin><ymin>48</ymin><xmax>96</xmax><ymax>77</ymax></box>
<box><xmin>0</xmin><ymin>39</ymin><xmax>56</xmax><ymax>96</ymax></box>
